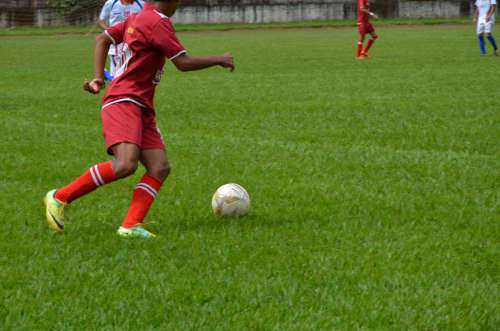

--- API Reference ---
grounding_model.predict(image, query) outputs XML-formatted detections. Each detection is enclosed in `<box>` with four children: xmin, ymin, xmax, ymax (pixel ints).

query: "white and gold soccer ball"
<box><xmin>211</xmin><ymin>183</ymin><xmax>250</xmax><ymax>217</ymax></box>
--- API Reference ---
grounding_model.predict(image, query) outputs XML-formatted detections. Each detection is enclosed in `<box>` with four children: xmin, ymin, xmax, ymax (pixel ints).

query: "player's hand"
<box><xmin>220</xmin><ymin>52</ymin><xmax>235</xmax><ymax>72</ymax></box>
<box><xmin>83</xmin><ymin>78</ymin><xmax>105</xmax><ymax>94</ymax></box>
<box><xmin>371</xmin><ymin>13</ymin><xmax>379</xmax><ymax>19</ymax></box>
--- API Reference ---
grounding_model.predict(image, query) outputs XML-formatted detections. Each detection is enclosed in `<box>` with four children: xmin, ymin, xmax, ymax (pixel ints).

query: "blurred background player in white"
<box><xmin>473</xmin><ymin>0</ymin><xmax>498</xmax><ymax>56</ymax></box>
<box><xmin>98</xmin><ymin>0</ymin><xmax>144</xmax><ymax>80</ymax></box>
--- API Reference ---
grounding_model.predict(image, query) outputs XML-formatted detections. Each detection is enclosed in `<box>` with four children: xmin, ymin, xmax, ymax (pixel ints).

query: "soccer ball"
<box><xmin>211</xmin><ymin>183</ymin><xmax>250</xmax><ymax>217</ymax></box>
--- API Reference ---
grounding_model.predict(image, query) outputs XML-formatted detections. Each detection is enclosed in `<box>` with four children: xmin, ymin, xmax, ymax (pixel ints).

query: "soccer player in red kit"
<box><xmin>356</xmin><ymin>0</ymin><xmax>379</xmax><ymax>59</ymax></box>
<box><xmin>43</xmin><ymin>0</ymin><xmax>235</xmax><ymax>238</ymax></box>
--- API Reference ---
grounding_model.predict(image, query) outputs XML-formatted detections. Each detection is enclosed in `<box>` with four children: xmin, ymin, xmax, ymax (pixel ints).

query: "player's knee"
<box><xmin>96</xmin><ymin>33</ymin><xmax>109</xmax><ymax>44</ymax></box>
<box><xmin>149</xmin><ymin>161</ymin><xmax>171</xmax><ymax>181</ymax></box>
<box><xmin>113</xmin><ymin>159</ymin><xmax>139</xmax><ymax>178</ymax></box>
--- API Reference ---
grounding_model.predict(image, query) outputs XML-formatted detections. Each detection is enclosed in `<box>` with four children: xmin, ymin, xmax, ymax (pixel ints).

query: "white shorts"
<box><xmin>107</xmin><ymin>43</ymin><xmax>123</xmax><ymax>76</ymax></box>
<box><xmin>108</xmin><ymin>54</ymin><xmax>119</xmax><ymax>75</ymax></box>
<box><xmin>477</xmin><ymin>18</ymin><xmax>495</xmax><ymax>35</ymax></box>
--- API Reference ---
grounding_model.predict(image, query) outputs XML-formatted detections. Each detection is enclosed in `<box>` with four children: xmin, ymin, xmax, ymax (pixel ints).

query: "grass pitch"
<box><xmin>0</xmin><ymin>25</ymin><xmax>498</xmax><ymax>330</ymax></box>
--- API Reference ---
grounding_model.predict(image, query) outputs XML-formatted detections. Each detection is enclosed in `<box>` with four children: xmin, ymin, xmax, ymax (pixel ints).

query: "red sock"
<box><xmin>363</xmin><ymin>39</ymin><xmax>375</xmax><ymax>55</ymax></box>
<box><xmin>55</xmin><ymin>161</ymin><xmax>117</xmax><ymax>204</ymax></box>
<box><xmin>121</xmin><ymin>173</ymin><xmax>164</xmax><ymax>228</ymax></box>
<box><xmin>356</xmin><ymin>41</ymin><xmax>363</xmax><ymax>57</ymax></box>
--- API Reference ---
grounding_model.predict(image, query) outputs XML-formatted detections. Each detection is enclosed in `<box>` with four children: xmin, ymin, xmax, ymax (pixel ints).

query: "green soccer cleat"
<box><xmin>117</xmin><ymin>226</ymin><xmax>156</xmax><ymax>239</ymax></box>
<box><xmin>43</xmin><ymin>189</ymin><xmax>65</xmax><ymax>232</ymax></box>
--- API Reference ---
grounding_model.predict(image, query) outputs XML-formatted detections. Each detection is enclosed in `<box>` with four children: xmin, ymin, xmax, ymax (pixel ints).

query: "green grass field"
<box><xmin>0</xmin><ymin>24</ymin><xmax>499</xmax><ymax>330</ymax></box>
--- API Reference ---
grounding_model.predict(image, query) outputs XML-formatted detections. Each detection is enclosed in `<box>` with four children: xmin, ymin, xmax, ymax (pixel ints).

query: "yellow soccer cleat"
<box><xmin>43</xmin><ymin>189</ymin><xmax>65</xmax><ymax>232</ymax></box>
<box><xmin>117</xmin><ymin>226</ymin><xmax>156</xmax><ymax>239</ymax></box>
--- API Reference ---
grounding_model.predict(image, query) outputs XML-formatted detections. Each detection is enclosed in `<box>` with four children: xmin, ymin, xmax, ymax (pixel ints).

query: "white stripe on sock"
<box><xmin>89</xmin><ymin>166</ymin><xmax>101</xmax><ymax>187</ymax></box>
<box><xmin>138</xmin><ymin>182</ymin><xmax>157</xmax><ymax>196</ymax></box>
<box><xmin>136</xmin><ymin>183</ymin><xmax>157</xmax><ymax>199</ymax></box>
<box><xmin>93</xmin><ymin>165</ymin><xmax>105</xmax><ymax>186</ymax></box>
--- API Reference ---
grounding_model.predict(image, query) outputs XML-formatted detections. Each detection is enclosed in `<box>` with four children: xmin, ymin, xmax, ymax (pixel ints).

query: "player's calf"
<box><xmin>362</xmin><ymin>34</ymin><xmax>377</xmax><ymax>57</ymax></box>
<box><xmin>478</xmin><ymin>33</ymin><xmax>487</xmax><ymax>55</ymax></box>
<box><xmin>486</xmin><ymin>33</ymin><xmax>498</xmax><ymax>55</ymax></box>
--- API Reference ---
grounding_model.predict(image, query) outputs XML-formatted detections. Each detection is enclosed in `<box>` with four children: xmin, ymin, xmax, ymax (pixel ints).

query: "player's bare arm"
<box><xmin>361</xmin><ymin>8</ymin><xmax>378</xmax><ymax>19</ymax></box>
<box><xmin>83</xmin><ymin>32</ymin><xmax>111</xmax><ymax>94</ymax></box>
<box><xmin>97</xmin><ymin>19</ymin><xmax>109</xmax><ymax>30</ymax></box>
<box><xmin>473</xmin><ymin>7</ymin><xmax>478</xmax><ymax>23</ymax></box>
<box><xmin>172</xmin><ymin>53</ymin><xmax>235</xmax><ymax>72</ymax></box>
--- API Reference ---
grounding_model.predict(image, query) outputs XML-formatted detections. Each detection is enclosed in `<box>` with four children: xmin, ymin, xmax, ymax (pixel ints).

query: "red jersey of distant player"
<box><xmin>103</xmin><ymin>3</ymin><xmax>186</xmax><ymax>111</ymax></box>
<box><xmin>358</xmin><ymin>0</ymin><xmax>375</xmax><ymax>35</ymax></box>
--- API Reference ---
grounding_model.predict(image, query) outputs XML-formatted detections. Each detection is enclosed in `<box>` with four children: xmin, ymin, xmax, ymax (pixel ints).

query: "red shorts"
<box><xmin>358</xmin><ymin>22</ymin><xmax>375</xmax><ymax>35</ymax></box>
<box><xmin>101</xmin><ymin>102</ymin><xmax>165</xmax><ymax>155</ymax></box>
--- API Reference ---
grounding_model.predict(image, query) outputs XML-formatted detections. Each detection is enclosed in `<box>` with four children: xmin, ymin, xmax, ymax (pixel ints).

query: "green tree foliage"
<box><xmin>48</xmin><ymin>0</ymin><xmax>102</xmax><ymax>16</ymax></box>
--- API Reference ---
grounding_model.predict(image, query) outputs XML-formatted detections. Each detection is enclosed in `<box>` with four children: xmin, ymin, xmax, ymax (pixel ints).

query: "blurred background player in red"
<box><xmin>356</xmin><ymin>0</ymin><xmax>379</xmax><ymax>60</ymax></box>
<box><xmin>43</xmin><ymin>0</ymin><xmax>235</xmax><ymax>238</ymax></box>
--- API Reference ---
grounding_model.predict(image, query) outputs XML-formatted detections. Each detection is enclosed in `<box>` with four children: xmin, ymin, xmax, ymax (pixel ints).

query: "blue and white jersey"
<box><xmin>475</xmin><ymin>0</ymin><xmax>496</xmax><ymax>20</ymax></box>
<box><xmin>99</xmin><ymin>0</ymin><xmax>144</xmax><ymax>27</ymax></box>
<box><xmin>100</xmin><ymin>0</ymin><xmax>144</xmax><ymax>56</ymax></box>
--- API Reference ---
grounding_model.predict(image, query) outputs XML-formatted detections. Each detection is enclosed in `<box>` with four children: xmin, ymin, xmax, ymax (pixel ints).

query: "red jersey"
<box><xmin>357</xmin><ymin>0</ymin><xmax>370</xmax><ymax>24</ymax></box>
<box><xmin>103</xmin><ymin>3</ymin><xmax>186</xmax><ymax>111</ymax></box>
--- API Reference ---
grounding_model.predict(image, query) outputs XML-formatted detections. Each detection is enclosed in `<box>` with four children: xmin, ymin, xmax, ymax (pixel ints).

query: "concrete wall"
<box><xmin>398</xmin><ymin>1</ymin><xmax>468</xmax><ymax>18</ymax></box>
<box><xmin>0</xmin><ymin>0</ymin><xmax>473</xmax><ymax>27</ymax></box>
<box><xmin>174</xmin><ymin>2</ymin><xmax>347</xmax><ymax>24</ymax></box>
<box><xmin>173</xmin><ymin>0</ymin><xmax>471</xmax><ymax>24</ymax></box>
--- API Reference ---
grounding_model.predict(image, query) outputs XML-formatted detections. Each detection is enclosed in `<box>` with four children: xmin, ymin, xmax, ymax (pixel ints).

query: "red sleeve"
<box><xmin>150</xmin><ymin>19</ymin><xmax>186</xmax><ymax>60</ymax></box>
<box><xmin>105</xmin><ymin>21</ymin><xmax>126</xmax><ymax>45</ymax></box>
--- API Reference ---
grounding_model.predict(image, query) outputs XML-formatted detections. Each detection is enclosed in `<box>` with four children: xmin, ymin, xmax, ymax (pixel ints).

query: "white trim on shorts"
<box><xmin>104</xmin><ymin>30</ymin><xmax>116</xmax><ymax>44</ymax></box>
<box><xmin>102</xmin><ymin>98</ymin><xmax>145</xmax><ymax>110</ymax></box>
<box><xmin>169</xmin><ymin>50</ymin><xmax>187</xmax><ymax>60</ymax></box>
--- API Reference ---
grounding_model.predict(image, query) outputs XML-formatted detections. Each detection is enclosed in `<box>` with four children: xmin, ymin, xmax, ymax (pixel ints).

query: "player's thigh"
<box><xmin>365</xmin><ymin>23</ymin><xmax>376</xmax><ymax>35</ymax></box>
<box><xmin>477</xmin><ymin>21</ymin><xmax>486</xmax><ymax>35</ymax></box>
<box><xmin>485</xmin><ymin>21</ymin><xmax>494</xmax><ymax>34</ymax></box>
<box><xmin>112</xmin><ymin>143</ymin><xmax>141</xmax><ymax>164</ymax></box>
<box><xmin>358</xmin><ymin>24</ymin><xmax>367</xmax><ymax>40</ymax></box>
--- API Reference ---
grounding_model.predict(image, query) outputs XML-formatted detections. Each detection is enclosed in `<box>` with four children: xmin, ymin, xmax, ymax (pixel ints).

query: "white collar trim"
<box><xmin>154</xmin><ymin>10</ymin><xmax>169</xmax><ymax>19</ymax></box>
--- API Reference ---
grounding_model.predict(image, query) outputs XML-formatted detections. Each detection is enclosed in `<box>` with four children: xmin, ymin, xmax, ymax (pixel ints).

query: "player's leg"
<box><xmin>362</xmin><ymin>28</ymin><xmax>378</xmax><ymax>57</ymax></box>
<box><xmin>118</xmin><ymin>112</ymin><xmax>168</xmax><ymax>238</ymax></box>
<box><xmin>43</xmin><ymin>143</ymin><xmax>138</xmax><ymax>232</ymax></box>
<box><xmin>117</xmin><ymin>149</ymin><xmax>170</xmax><ymax>238</ymax></box>
<box><xmin>44</xmin><ymin>102</ymin><xmax>143</xmax><ymax>232</ymax></box>
<box><xmin>357</xmin><ymin>26</ymin><xmax>366</xmax><ymax>59</ymax></box>
<box><xmin>478</xmin><ymin>32</ymin><xmax>487</xmax><ymax>55</ymax></box>
<box><xmin>477</xmin><ymin>21</ymin><xmax>487</xmax><ymax>55</ymax></box>
<box><xmin>486</xmin><ymin>23</ymin><xmax>498</xmax><ymax>56</ymax></box>
<box><xmin>44</xmin><ymin>142</ymin><xmax>140</xmax><ymax>232</ymax></box>
<box><xmin>104</xmin><ymin>54</ymin><xmax>115</xmax><ymax>81</ymax></box>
